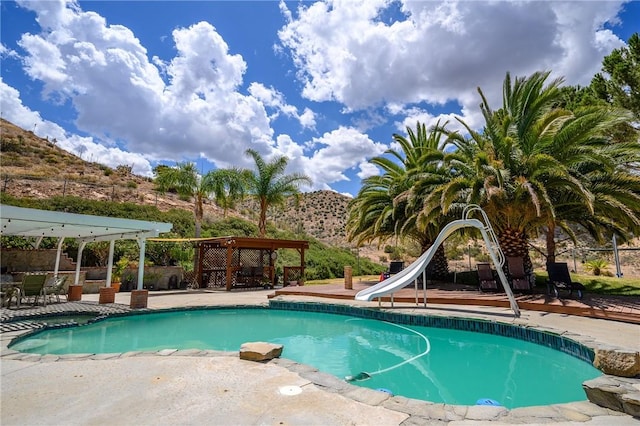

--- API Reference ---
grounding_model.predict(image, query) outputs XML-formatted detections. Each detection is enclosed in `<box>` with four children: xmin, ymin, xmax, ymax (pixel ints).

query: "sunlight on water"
<box><xmin>10</xmin><ymin>309</ymin><xmax>601</xmax><ymax>408</ymax></box>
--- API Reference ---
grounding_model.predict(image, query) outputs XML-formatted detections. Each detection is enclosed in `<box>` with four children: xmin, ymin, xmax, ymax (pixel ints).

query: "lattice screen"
<box><xmin>201</xmin><ymin>245</ymin><xmax>226</xmax><ymax>288</ymax></box>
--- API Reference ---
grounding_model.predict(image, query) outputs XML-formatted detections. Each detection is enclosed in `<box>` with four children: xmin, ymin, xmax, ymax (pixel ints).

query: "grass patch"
<box><xmin>536</xmin><ymin>271</ymin><xmax>640</xmax><ymax>296</ymax></box>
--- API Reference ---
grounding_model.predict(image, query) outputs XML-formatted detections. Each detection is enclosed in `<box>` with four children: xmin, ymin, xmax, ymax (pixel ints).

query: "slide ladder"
<box><xmin>462</xmin><ymin>204</ymin><xmax>505</xmax><ymax>268</ymax></box>
<box><xmin>355</xmin><ymin>205</ymin><xmax>520</xmax><ymax>317</ymax></box>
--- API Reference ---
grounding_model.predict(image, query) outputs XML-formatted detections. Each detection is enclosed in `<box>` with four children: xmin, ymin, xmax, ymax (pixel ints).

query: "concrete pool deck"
<box><xmin>1</xmin><ymin>288</ymin><xmax>639</xmax><ymax>425</ymax></box>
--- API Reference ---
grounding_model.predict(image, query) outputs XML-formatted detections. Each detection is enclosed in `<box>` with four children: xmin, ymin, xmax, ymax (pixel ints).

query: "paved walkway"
<box><xmin>1</xmin><ymin>288</ymin><xmax>639</xmax><ymax>425</ymax></box>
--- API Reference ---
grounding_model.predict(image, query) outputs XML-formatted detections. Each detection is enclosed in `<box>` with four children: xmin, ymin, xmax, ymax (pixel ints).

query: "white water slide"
<box><xmin>355</xmin><ymin>205</ymin><xmax>521</xmax><ymax>317</ymax></box>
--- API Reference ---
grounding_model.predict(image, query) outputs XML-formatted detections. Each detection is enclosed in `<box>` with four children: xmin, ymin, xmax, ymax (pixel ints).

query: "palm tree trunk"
<box><xmin>498</xmin><ymin>227</ymin><xmax>533</xmax><ymax>282</ymax></box>
<box><xmin>545</xmin><ymin>223</ymin><xmax>556</xmax><ymax>264</ymax></box>
<box><xmin>421</xmin><ymin>240</ymin><xmax>449</xmax><ymax>278</ymax></box>
<box><xmin>258</xmin><ymin>197</ymin><xmax>268</xmax><ymax>237</ymax></box>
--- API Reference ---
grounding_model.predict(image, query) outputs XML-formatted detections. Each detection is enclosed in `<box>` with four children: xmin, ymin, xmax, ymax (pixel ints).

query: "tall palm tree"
<box><xmin>243</xmin><ymin>149</ymin><xmax>311</xmax><ymax>237</ymax></box>
<box><xmin>421</xmin><ymin>71</ymin><xmax>638</xmax><ymax>278</ymax></box>
<box><xmin>348</xmin><ymin>121</ymin><xmax>453</xmax><ymax>276</ymax></box>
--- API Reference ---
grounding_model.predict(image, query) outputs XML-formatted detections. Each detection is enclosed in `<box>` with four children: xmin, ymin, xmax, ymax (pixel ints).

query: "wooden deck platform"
<box><xmin>272</xmin><ymin>281</ymin><xmax>640</xmax><ymax>324</ymax></box>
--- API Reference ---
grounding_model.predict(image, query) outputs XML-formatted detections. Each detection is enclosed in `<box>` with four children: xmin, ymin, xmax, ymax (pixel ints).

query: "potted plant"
<box><xmin>110</xmin><ymin>257</ymin><xmax>129</xmax><ymax>293</ymax></box>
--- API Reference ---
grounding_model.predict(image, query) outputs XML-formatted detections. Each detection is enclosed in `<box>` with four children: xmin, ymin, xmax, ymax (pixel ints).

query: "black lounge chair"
<box><xmin>476</xmin><ymin>263</ymin><xmax>498</xmax><ymax>292</ymax></box>
<box><xmin>546</xmin><ymin>262</ymin><xmax>585</xmax><ymax>299</ymax></box>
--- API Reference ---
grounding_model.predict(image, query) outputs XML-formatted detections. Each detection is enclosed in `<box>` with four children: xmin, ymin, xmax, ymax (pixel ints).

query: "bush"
<box><xmin>584</xmin><ymin>259</ymin><xmax>609</xmax><ymax>276</ymax></box>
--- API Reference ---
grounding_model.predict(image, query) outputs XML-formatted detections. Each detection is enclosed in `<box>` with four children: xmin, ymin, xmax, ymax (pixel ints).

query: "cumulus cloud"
<box><xmin>294</xmin><ymin>126</ymin><xmax>387</xmax><ymax>190</ymax></box>
<box><xmin>1</xmin><ymin>78</ymin><xmax>154</xmax><ymax>176</ymax></box>
<box><xmin>248</xmin><ymin>82</ymin><xmax>317</xmax><ymax>129</ymax></box>
<box><xmin>278</xmin><ymin>0</ymin><xmax>628</xmax><ymax>121</ymax></box>
<box><xmin>357</xmin><ymin>161</ymin><xmax>380</xmax><ymax>180</ymax></box>
<box><xmin>14</xmin><ymin>0</ymin><xmax>273</xmax><ymax>167</ymax></box>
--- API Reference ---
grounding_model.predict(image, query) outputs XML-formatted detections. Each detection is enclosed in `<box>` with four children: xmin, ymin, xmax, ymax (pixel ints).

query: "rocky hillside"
<box><xmin>0</xmin><ymin>118</ymin><xmax>352</xmax><ymax>246</ymax></box>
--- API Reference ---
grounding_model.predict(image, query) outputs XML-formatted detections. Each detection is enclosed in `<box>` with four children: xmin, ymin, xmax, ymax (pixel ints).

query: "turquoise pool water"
<box><xmin>10</xmin><ymin>308</ymin><xmax>601</xmax><ymax>408</ymax></box>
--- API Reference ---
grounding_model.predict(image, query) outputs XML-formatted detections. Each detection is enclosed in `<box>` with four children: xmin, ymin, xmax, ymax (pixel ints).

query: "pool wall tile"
<box><xmin>268</xmin><ymin>300</ymin><xmax>595</xmax><ymax>363</ymax></box>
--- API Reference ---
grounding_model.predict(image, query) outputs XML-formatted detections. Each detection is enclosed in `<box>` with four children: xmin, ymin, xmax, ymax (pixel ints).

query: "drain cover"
<box><xmin>279</xmin><ymin>385</ymin><xmax>302</xmax><ymax>396</ymax></box>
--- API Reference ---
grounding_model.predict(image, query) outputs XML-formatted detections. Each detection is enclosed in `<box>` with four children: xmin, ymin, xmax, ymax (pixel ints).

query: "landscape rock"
<box><xmin>593</xmin><ymin>349</ymin><xmax>640</xmax><ymax>377</ymax></box>
<box><xmin>239</xmin><ymin>341</ymin><xmax>283</xmax><ymax>362</ymax></box>
<box><xmin>621</xmin><ymin>392</ymin><xmax>640</xmax><ymax>417</ymax></box>
<box><xmin>583</xmin><ymin>375</ymin><xmax>640</xmax><ymax>416</ymax></box>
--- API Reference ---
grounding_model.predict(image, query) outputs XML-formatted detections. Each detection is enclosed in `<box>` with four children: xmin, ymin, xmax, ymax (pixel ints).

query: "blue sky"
<box><xmin>1</xmin><ymin>0</ymin><xmax>638</xmax><ymax>197</ymax></box>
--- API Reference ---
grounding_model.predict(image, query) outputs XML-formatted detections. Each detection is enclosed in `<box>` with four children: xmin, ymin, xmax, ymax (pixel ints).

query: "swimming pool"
<box><xmin>9</xmin><ymin>304</ymin><xmax>601</xmax><ymax>409</ymax></box>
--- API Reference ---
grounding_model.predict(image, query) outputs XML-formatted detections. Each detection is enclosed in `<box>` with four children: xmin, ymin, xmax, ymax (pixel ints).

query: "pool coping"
<box><xmin>2</xmin><ymin>300</ymin><xmax>639</xmax><ymax>423</ymax></box>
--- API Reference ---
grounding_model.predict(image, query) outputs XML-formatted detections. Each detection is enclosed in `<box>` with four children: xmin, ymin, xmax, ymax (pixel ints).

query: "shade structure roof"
<box><xmin>0</xmin><ymin>205</ymin><xmax>173</xmax><ymax>242</ymax></box>
<box><xmin>196</xmin><ymin>236</ymin><xmax>309</xmax><ymax>251</ymax></box>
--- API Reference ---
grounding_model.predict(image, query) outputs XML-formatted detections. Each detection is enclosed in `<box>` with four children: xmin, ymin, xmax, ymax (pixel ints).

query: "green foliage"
<box><xmin>112</xmin><ymin>257</ymin><xmax>130</xmax><ymax>283</ymax></box>
<box><xmin>584</xmin><ymin>259</ymin><xmax>610</xmax><ymax>276</ymax></box>
<box><xmin>591</xmin><ymin>33</ymin><xmax>640</xmax><ymax>120</ymax></box>
<box><xmin>203</xmin><ymin>217</ymin><xmax>258</xmax><ymax>238</ymax></box>
<box><xmin>536</xmin><ymin>271</ymin><xmax>640</xmax><ymax>295</ymax></box>
<box><xmin>383</xmin><ymin>245</ymin><xmax>403</xmax><ymax>260</ymax></box>
<box><xmin>302</xmin><ymin>240</ymin><xmax>385</xmax><ymax>280</ymax></box>
<box><xmin>2</xmin><ymin>193</ymin><xmax>385</xmax><ymax>279</ymax></box>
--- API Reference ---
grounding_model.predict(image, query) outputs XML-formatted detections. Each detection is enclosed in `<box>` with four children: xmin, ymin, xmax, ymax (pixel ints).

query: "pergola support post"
<box><xmin>130</xmin><ymin>237</ymin><xmax>149</xmax><ymax>309</ymax></box>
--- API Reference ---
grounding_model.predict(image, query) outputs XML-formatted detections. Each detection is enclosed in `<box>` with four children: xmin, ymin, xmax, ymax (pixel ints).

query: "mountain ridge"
<box><xmin>0</xmin><ymin>118</ymin><xmax>354</xmax><ymax>248</ymax></box>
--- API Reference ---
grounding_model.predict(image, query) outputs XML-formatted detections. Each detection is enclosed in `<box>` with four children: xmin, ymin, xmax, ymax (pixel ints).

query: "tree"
<box><xmin>243</xmin><ymin>149</ymin><xmax>311</xmax><ymax>237</ymax></box>
<box><xmin>590</xmin><ymin>33</ymin><xmax>640</xmax><ymax>123</ymax></box>
<box><xmin>154</xmin><ymin>163</ymin><xmax>243</xmax><ymax>237</ymax></box>
<box><xmin>347</xmin><ymin>121</ymin><xmax>453</xmax><ymax>276</ymax></box>
<box><xmin>420</xmin><ymin>71</ymin><xmax>635</xmax><ymax>278</ymax></box>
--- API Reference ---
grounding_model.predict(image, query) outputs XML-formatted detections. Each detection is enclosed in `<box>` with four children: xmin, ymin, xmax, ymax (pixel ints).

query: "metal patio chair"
<box><xmin>477</xmin><ymin>263</ymin><xmax>498</xmax><ymax>292</ymax></box>
<box><xmin>20</xmin><ymin>273</ymin><xmax>48</xmax><ymax>306</ymax></box>
<box><xmin>45</xmin><ymin>275</ymin><xmax>68</xmax><ymax>303</ymax></box>
<box><xmin>546</xmin><ymin>262</ymin><xmax>585</xmax><ymax>299</ymax></box>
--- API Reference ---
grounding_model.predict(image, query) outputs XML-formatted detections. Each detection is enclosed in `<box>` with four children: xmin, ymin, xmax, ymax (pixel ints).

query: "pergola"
<box><xmin>0</xmin><ymin>205</ymin><xmax>173</xmax><ymax>289</ymax></box>
<box><xmin>196</xmin><ymin>236</ymin><xmax>309</xmax><ymax>290</ymax></box>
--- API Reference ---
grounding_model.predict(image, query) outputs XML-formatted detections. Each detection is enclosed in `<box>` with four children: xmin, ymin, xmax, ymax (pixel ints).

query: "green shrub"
<box><xmin>584</xmin><ymin>259</ymin><xmax>609</xmax><ymax>276</ymax></box>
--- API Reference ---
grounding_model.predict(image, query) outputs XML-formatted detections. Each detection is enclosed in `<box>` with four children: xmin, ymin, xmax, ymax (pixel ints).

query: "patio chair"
<box><xmin>476</xmin><ymin>263</ymin><xmax>498</xmax><ymax>292</ymax></box>
<box><xmin>1</xmin><ymin>283</ymin><xmax>21</xmax><ymax>308</ymax></box>
<box><xmin>506</xmin><ymin>257</ymin><xmax>532</xmax><ymax>292</ymax></box>
<box><xmin>20</xmin><ymin>273</ymin><xmax>47</xmax><ymax>306</ymax></box>
<box><xmin>45</xmin><ymin>275</ymin><xmax>68</xmax><ymax>303</ymax></box>
<box><xmin>546</xmin><ymin>262</ymin><xmax>585</xmax><ymax>300</ymax></box>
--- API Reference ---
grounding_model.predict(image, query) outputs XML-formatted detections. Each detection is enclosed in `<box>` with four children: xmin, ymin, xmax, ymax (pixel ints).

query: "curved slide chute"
<box><xmin>355</xmin><ymin>210</ymin><xmax>520</xmax><ymax>317</ymax></box>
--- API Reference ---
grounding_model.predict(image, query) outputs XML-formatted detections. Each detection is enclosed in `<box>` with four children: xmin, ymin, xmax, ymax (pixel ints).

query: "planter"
<box><xmin>99</xmin><ymin>286</ymin><xmax>116</xmax><ymax>304</ymax></box>
<box><xmin>111</xmin><ymin>282</ymin><xmax>121</xmax><ymax>293</ymax></box>
<box><xmin>130</xmin><ymin>289</ymin><xmax>149</xmax><ymax>309</ymax></box>
<box><xmin>67</xmin><ymin>284</ymin><xmax>83</xmax><ymax>301</ymax></box>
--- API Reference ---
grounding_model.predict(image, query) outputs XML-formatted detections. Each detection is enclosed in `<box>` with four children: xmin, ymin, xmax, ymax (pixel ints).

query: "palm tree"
<box><xmin>243</xmin><ymin>149</ymin><xmax>311</xmax><ymax>237</ymax></box>
<box><xmin>154</xmin><ymin>163</ymin><xmax>244</xmax><ymax>237</ymax></box>
<box><xmin>207</xmin><ymin>167</ymin><xmax>247</xmax><ymax>218</ymax></box>
<box><xmin>347</xmin><ymin>121</ymin><xmax>453</xmax><ymax>276</ymax></box>
<box><xmin>421</xmin><ymin>71</ymin><xmax>638</xmax><ymax>278</ymax></box>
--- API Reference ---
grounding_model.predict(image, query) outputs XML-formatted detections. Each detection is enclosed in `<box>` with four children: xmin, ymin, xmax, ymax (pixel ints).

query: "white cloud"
<box><xmin>0</xmin><ymin>78</ymin><xmax>154</xmax><ymax>176</ymax></box>
<box><xmin>278</xmin><ymin>0</ymin><xmax>628</xmax><ymax>125</ymax></box>
<box><xmin>294</xmin><ymin>126</ymin><xmax>387</xmax><ymax>190</ymax></box>
<box><xmin>14</xmin><ymin>1</ymin><xmax>276</xmax><ymax>168</ymax></box>
<box><xmin>357</xmin><ymin>161</ymin><xmax>380</xmax><ymax>180</ymax></box>
<box><xmin>248</xmin><ymin>82</ymin><xmax>317</xmax><ymax>129</ymax></box>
